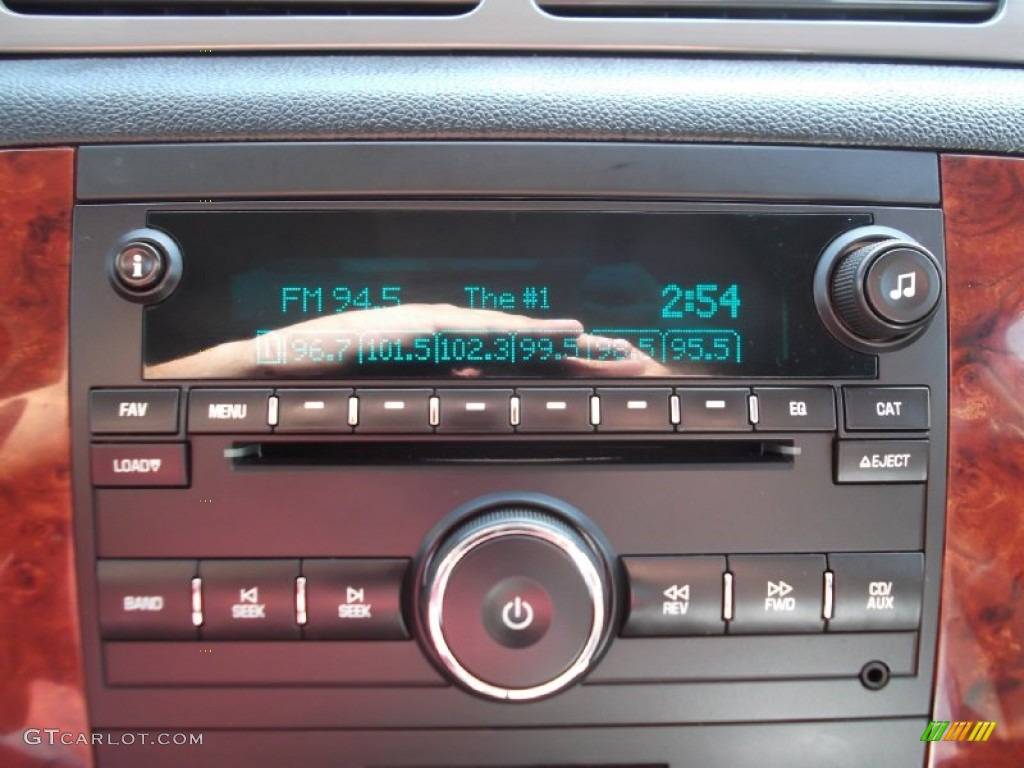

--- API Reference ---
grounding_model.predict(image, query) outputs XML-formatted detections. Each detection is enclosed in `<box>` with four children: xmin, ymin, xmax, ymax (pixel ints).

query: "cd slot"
<box><xmin>229</xmin><ymin>439</ymin><xmax>796</xmax><ymax>467</ymax></box>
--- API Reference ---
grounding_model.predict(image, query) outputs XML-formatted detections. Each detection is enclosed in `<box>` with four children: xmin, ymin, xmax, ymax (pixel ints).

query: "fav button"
<box><xmin>844</xmin><ymin>386</ymin><xmax>930</xmax><ymax>431</ymax></box>
<box><xmin>827</xmin><ymin>553</ymin><xmax>924</xmax><ymax>632</ymax></box>
<box><xmin>90</xmin><ymin>388</ymin><xmax>180</xmax><ymax>434</ymax></box>
<box><xmin>302</xmin><ymin>559</ymin><xmax>410</xmax><ymax>640</ymax></box>
<box><xmin>198</xmin><ymin>559</ymin><xmax>300</xmax><ymax>640</ymax></box>
<box><xmin>728</xmin><ymin>554</ymin><xmax>826</xmax><ymax>634</ymax></box>
<box><xmin>91</xmin><ymin>443</ymin><xmax>188</xmax><ymax>487</ymax></box>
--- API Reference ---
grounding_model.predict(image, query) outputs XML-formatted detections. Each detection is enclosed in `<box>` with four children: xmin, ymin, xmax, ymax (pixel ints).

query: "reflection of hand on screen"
<box><xmin>147</xmin><ymin>304</ymin><xmax>585</xmax><ymax>378</ymax></box>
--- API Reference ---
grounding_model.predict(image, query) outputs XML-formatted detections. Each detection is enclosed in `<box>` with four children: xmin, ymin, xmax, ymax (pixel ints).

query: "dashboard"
<box><xmin>0</xmin><ymin>5</ymin><xmax>1023</xmax><ymax>768</ymax></box>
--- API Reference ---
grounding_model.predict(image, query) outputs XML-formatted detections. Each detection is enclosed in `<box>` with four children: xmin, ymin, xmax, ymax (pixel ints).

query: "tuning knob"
<box><xmin>418</xmin><ymin>505</ymin><xmax>614</xmax><ymax>702</ymax></box>
<box><xmin>817</xmin><ymin>228</ymin><xmax>942</xmax><ymax>348</ymax></box>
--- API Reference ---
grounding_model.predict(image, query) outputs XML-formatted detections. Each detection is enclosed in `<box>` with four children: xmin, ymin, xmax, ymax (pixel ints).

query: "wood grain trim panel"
<box><xmin>930</xmin><ymin>155</ymin><xmax>1024</xmax><ymax>766</ymax></box>
<box><xmin>0</xmin><ymin>148</ymin><xmax>92</xmax><ymax>768</ymax></box>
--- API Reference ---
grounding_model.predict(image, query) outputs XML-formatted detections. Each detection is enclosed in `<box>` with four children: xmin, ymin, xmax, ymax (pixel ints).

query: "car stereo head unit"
<box><xmin>69</xmin><ymin>143</ymin><xmax>948</xmax><ymax>767</ymax></box>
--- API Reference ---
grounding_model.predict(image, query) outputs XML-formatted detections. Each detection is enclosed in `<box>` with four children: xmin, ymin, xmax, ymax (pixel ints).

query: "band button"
<box><xmin>98</xmin><ymin>560</ymin><xmax>198</xmax><ymax>640</ymax></box>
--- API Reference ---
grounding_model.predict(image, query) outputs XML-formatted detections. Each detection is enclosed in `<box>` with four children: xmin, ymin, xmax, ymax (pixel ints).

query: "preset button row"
<box><xmin>98</xmin><ymin>558</ymin><xmax>408</xmax><ymax>641</ymax></box>
<box><xmin>90</xmin><ymin>385</ymin><xmax>930</xmax><ymax>435</ymax></box>
<box><xmin>622</xmin><ymin>553</ymin><xmax>924</xmax><ymax>637</ymax></box>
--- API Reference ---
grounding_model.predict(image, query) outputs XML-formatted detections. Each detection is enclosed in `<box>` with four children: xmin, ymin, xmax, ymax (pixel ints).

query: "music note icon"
<box><xmin>889</xmin><ymin>272</ymin><xmax>916</xmax><ymax>301</ymax></box>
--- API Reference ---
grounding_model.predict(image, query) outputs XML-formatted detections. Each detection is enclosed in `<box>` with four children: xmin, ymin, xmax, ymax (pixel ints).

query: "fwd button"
<box><xmin>728</xmin><ymin>555</ymin><xmax>826</xmax><ymax>634</ymax></box>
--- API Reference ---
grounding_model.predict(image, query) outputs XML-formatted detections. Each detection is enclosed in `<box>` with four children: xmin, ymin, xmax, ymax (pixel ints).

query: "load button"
<box><xmin>835</xmin><ymin>440</ymin><xmax>928</xmax><ymax>483</ymax></box>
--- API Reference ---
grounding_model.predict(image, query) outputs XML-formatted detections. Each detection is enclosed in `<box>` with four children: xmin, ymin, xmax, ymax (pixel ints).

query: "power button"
<box><xmin>483</xmin><ymin>577</ymin><xmax>552</xmax><ymax>649</ymax></box>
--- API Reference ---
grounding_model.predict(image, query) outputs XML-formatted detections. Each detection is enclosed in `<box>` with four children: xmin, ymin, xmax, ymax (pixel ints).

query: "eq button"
<box><xmin>753</xmin><ymin>388</ymin><xmax>836</xmax><ymax>432</ymax></box>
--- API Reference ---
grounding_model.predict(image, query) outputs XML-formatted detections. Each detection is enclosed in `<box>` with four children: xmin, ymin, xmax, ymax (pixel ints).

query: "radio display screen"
<box><xmin>143</xmin><ymin>210</ymin><xmax>876</xmax><ymax>379</ymax></box>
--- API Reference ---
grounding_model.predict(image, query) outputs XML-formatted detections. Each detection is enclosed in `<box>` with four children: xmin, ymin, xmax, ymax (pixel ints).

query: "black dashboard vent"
<box><xmin>537</xmin><ymin>0</ymin><xmax>998</xmax><ymax>22</ymax></box>
<box><xmin>5</xmin><ymin>0</ymin><xmax>477</xmax><ymax>15</ymax></box>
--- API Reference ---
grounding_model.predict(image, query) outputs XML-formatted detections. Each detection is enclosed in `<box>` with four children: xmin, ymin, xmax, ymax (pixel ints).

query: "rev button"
<box><xmin>91</xmin><ymin>443</ymin><xmax>188</xmax><ymax>487</ymax></box>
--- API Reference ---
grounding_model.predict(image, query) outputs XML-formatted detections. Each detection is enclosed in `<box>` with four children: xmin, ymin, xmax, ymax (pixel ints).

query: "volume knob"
<box><xmin>820</xmin><ymin>229</ymin><xmax>942</xmax><ymax>347</ymax></box>
<box><xmin>418</xmin><ymin>506</ymin><xmax>613</xmax><ymax>702</ymax></box>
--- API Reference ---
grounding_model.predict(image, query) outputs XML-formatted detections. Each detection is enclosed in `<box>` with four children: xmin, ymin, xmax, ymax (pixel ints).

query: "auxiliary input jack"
<box><xmin>859</xmin><ymin>661</ymin><xmax>891</xmax><ymax>691</ymax></box>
